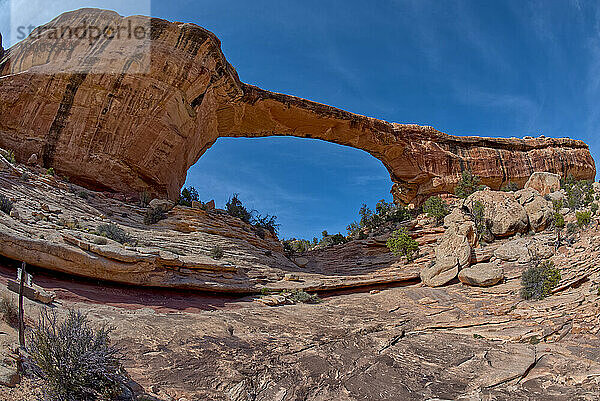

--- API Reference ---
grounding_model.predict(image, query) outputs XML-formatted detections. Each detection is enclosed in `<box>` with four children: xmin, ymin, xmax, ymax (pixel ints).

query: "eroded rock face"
<box><xmin>525</xmin><ymin>172</ymin><xmax>561</xmax><ymax>196</ymax></box>
<box><xmin>0</xmin><ymin>9</ymin><xmax>596</xmax><ymax>204</ymax></box>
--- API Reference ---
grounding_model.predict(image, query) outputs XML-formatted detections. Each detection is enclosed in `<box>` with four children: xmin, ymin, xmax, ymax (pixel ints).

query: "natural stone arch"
<box><xmin>0</xmin><ymin>9</ymin><xmax>595</xmax><ymax>205</ymax></box>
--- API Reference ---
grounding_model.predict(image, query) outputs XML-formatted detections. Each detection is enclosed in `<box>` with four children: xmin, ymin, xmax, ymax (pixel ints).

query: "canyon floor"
<box><xmin>1</xmin><ymin>222</ymin><xmax>600</xmax><ymax>400</ymax></box>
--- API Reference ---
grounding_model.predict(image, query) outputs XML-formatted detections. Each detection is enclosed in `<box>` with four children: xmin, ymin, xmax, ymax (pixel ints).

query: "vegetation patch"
<box><xmin>144</xmin><ymin>207</ymin><xmax>167</xmax><ymax>225</ymax></box>
<box><xmin>179</xmin><ymin>186</ymin><xmax>199</xmax><ymax>207</ymax></box>
<box><xmin>423</xmin><ymin>196</ymin><xmax>449</xmax><ymax>225</ymax></box>
<box><xmin>347</xmin><ymin>199</ymin><xmax>410</xmax><ymax>239</ymax></box>
<box><xmin>521</xmin><ymin>260</ymin><xmax>561</xmax><ymax>300</ymax></box>
<box><xmin>470</xmin><ymin>200</ymin><xmax>491</xmax><ymax>241</ymax></box>
<box><xmin>576</xmin><ymin>210</ymin><xmax>592</xmax><ymax>228</ymax></box>
<box><xmin>386</xmin><ymin>228</ymin><xmax>419</xmax><ymax>263</ymax></box>
<box><xmin>209</xmin><ymin>245</ymin><xmax>224</xmax><ymax>259</ymax></box>
<box><xmin>501</xmin><ymin>181</ymin><xmax>519</xmax><ymax>192</ymax></box>
<box><xmin>455</xmin><ymin>170</ymin><xmax>485</xmax><ymax>198</ymax></box>
<box><xmin>562</xmin><ymin>175</ymin><xmax>594</xmax><ymax>210</ymax></box>
<box><xmin>46</xmin><ymin>167</ymin><xmax>55</xmax><ymax>176</ymax></box>
<box><xmin>95</xmin><ymin>223</ymin><xmax>134</xmax><ymax>245</ymax></box>
<box><xmin>0</xmin><ymin>193</ymin><xmax>13</xmax><ymax>214</ymax></box>
<box><xmin>26</xmin><ymin>310</ymin><xmax>128</xmax><ymax>401</ymax></box>
<box><xmin>0</xmin><ymin>292</ymin><xmax>19</xmax><ymax>328</ymax></box>
<box><xmin>288</xmin><ymin>290</ymin><xmax>321</xmax><ymax>304</ymax></box>
<box><xmin>0</xmin><ymin>149</ymin><xmax>15</xmax><ymax>164</ymax></box>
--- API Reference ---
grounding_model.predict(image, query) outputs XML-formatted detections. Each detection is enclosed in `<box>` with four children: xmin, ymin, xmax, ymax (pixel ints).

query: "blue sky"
<box><xmin>1</xmin><ymin>0</ymin><xmax>599</xmax><ymax>239</ymax></box>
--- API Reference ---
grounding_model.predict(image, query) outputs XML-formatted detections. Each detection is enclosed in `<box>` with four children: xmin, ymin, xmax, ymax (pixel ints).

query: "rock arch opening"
<box><xmin>184</xmin><ymin>136</ymin><xmax>394</xmax><ymax>239</ymax></box>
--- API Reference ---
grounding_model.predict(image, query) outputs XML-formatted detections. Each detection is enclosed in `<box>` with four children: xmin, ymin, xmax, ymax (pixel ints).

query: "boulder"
<box><xmin>26</xmin><ymin>153</ymin><xmax>38</xmax><ymax>166</ymax></box>
<box><xmin>493</xmin><ymin>238</ymin><xmax>532</xmax><ymax>263</ymax></box>
<box><xmin>420</xmin><ymin>256</ymin><xmax>459</xmax><ymax>287</ymax></box>
<box><xmin>514</xmin><ymin>188</ymin><xmax>553</xmax><ymax>232</ymax></box>
<box><xmin>546</xmin><ymin>190</ymin><xmax>566</xmax><ymax>204</ymax></box>
<box><xmin>435</xmin><ymin>223</ymin><xmax>472</xmax><ymax>268</ymax></box>
<box><xmin>205</xmin><ymin>200</ymin><xmax>216</xmax><ymax>210</ymax></box>
<box><xmin>465</xmin><ymin>190</ymin><xmax>529</xmax><ymax>238</ymax></box>
<box><xmin>443</xmin><ymin>207</ymin><xmax>469</xmax><ymax>228</ymax></box>
<box><xmin>0</xmin><ymin>363</ymin><xmax>19</xmax><ymax>388</ymax></box>
<box><xmin>458</xmin><ymin>263</ymin><xmax>504</xmax><ymax>287</ymax></box>
<box><xmin>525</xmin><ymin>172</ymin><xmax>561</xmax><ymax>196</ymax></box>
<box><xmin>149</xmin><ymin>199</ymin><xmax>175</xmax><ymax>213</ymax></box>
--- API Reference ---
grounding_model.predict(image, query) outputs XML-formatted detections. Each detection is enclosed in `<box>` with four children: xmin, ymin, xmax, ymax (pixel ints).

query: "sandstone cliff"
<box><xmin>0</xmin><ymin>9</ymin><xmax>595</xmax><ymax>205</ymax></box>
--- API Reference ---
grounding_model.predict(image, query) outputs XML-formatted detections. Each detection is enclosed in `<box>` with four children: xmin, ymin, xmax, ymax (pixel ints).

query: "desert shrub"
<box><xmin>26</xmin><ymin>310</ymin><xmax>128</xmax><ymax>401</ymax></box>
<box><xmin>0</xmin><ymin>193</ymin><xmax>13</xmax><ymax>214</ymax></box>
<box><xmin>386</xmin><ymin>228</ymin><xmax>419</xmax><ymax>263</ymax></box>
<box><xmin>252</xmin><ymin>213</ymin><xmax>279</xmax><ymax>235</ymax></box>
<box><xmin>566</xmin><ymin>222</ymin><xmax>578</xmax><ymax>235</ymax></box>
<box><xmin>501</xmin><ymin>181</ymin><xmax>519</xmax><ymax>192</ymax></box>
<box><xmin>319</xmin><ymin>233</ymin><xmax>348</xmax><ymax>247</ymax></box>
<box><xmin>144</xmin><ymin>207</ymin><xmax>166</xmax><ymax>225</ymax></box>
<box><xmin>289</xmin><ymin>290</ymin><xmax>321</xmax><ymax>304</ymax></box>
<box><xmin>178</xmin><ymin>187</ymin><xmax>199</xmax><ymax>207</ymax></box>
<box><xmin>77</xmin><ymin>190</ymin><xmax>88</xmax><ymax>199</ymax></box>
<box><xmin>347</xmin><ymin>199</ymin><xmax>410</xmax><ymax>238</ymax></box>
<box><xmin>423</xmin><ymin>196</ymin><xmax>449</xmax><ymax>225</ymax></box>
<box><xmin>576</xmin><ymin>210</ymin><xmax>592</xmax><ymax>228</ymax></box>
<box><xmin>20</xmin><ymin>171</ymin><xmax>31</xmax><ymax>181</ymax></box>
<box><xmin>0</xmin><ymin>149</ymin><xmax>16</xmax><ymax>164</ymax></box>
<box><xmin>282</xmin><ymin>238</ymin><xmax>312</xmax><ymax>255</ymax></box>
<box><xmin>95</xmin><ymin>223</ymin><xmax>134</xmax><ymax>244</ymax></box>
<box><xmin>521</xmin><ymin>260</ymin><xmax>561</xmax><ymax>300</ymax></box>
<box><xmin>562</xmin><ymin>175</ymin><xmax>594</xmax><ymax>210</ymax></box>
<box><xmin>46</xmin><ymin>168</ymin><xmax>55</xmax><ymax>176</ymax></box>
<box><xmin>210</xmin><ymin>245</ymin><xmax>224</xmax><ymax>259</ymax></box>
<box><xmin>553</xmin><ymin>212</ymin><xmax>565</xmax><ymax>230</ymax></box>
<box><xmin>139</xmin><ymin>191</ymin><xmax>151</xmax><ymax>207</ymax></box>
<box><xmin>455</xmin><ymin>170</ymin><xmax>485</xmax><ymax>198</ymax></box>
<box><xmin>591</xmin><ymin>203</ymin><xmax>599</xmax><ymax>215</ymax></box>
<box><xmin>226</xmin><ymin>193</ymin><xmax>252</xmax><ymax>223</ymax></box>
<box><xmin>552</xmin><ymin>199</ymin><xmax>563</xmax><ymax>212</ymax></box>
<box><xmin>470</xmin><ymin>200</ymin><xmax>491</xmax><ymax>241</ymax></box>
<box><xmin>0</xmin><ymin>293</ymin><xmax>19</xmax><ymax>328</ymax></box>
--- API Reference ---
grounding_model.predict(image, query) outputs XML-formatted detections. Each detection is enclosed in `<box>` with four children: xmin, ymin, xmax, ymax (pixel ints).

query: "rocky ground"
<box><xmin>1</xmin><ymin>210</ymin><xmax>600</xmax><ymax>399</ymax></box>
<box><xmin>1</xmin><ymin>154</ymin><xmax>600</xmax><ymax>399</ymax></box>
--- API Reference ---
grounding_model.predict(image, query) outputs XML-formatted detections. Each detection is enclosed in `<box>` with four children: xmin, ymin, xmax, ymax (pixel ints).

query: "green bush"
<box><xmin>252</xmin><ymin>213</ymin><xmax>279</xmax><ymax>235</ymax></box>
<box><xmin>0</xmin><ymin>194</ymin><xmax>13</xmax><ymax>214</ymax></box>
<box><xmin>46</xmin><ymin>167</ymin><xmax>55</xmax><ymax>176</ymax></box>
<box><xmin>386</xmin><ymin>228</ymin><xmax>419</xmax><ymax>263</ymax></box>
<box><xmin>521</xmin><ymin>260</ymin><xmax>561</xmax><ymax>300</ymax></box>
<box><xmin>470</xmin><ymin>200</ymin><xmax>491</xmax><ymax>241</ymax></box>
<box><xmin>347</xmin><ymin>199</ymin><xmax>410</xmax><ymax>238</ymax></box>
<box><xmin>501</xmin><ymin>181</ymin><xmax>519</xmax><ymax>192</ymax></box>
<box><xmin>319</xmin><ymin>233</ymin><xmax>347</xmax><ymax>247</ymax></box>
<box><xmin>423</xmin><ymin>196</ymin><xmax>449</xmax><ymax>224</ymax></box>
<box><xmin>553</xmin><ymin>212</ymin><xmax>565</xmax><ymax>230</ymax></box>
<box><xmin>562</xmin><ymin>175</ymin><xmax>594</xmax><ymax>210</ymax></box>
<box><xmin>289</xmin><ymin>290</ymin><xmax>321</xmax><ymax>304</ymax></box>
<box><xmin>591</xmin><ymin>203</ymin><xmax>599</xmax><ymax>215</ymax></box>
<box><xmin>552</xmin><ymin>199</ymin><xmax>563</xmax><ymax>212</ymax></box>
<box><xmin>282</xmin><ymin>238</ymin><xmax>312</xmax><ymax>255</ymax></box>
<box><xmin>0</xmin><ymin>293</ymin><xmax>18</xmax><ymax>328</ymax></box>
<box><xmin>455</xmin><ymin>170</ymin><xmax>485</xmax><ymax>198</ymax></box>
<box><xmin>95</xmin><ymin>223</ymin><xmax>134</xmax><ymax>244</ymax></box>
<box><xmin>0</xmin><ymin>149</ymin><xmax>15</xmax><ymax>164</ymax></box>
<box><xmin>576</xmin><ymin>210</ymin><xmax>592</xmax><ymax>228</ymax></box>
<box><xmin>209</xmin><ymin>245</ymin><xmax>224</xmax><ymax>259</ymax></box>
<box><xmin>26</xmin><ymin>310</ymin><xmax>128</xmax><ymax>401</ymax></box>
<box><xmin>77</xmin><ymin>190</ymin><xmax>88</xmax><ymax>199</ymax></box>
<box><xmin>139</xmin><ymin>191</ymin><xmax>151</xmax><ymax>207</ymax></box>
<box><xmin>179</xmin><ymin>187</ymin><xmax>199</xmax><ymax>207</ymax></box>
<box><xmin>144</xmin><ymin>207</ymin><xmax>166</xmax><ymax>225</ymax></box>
<box><xmin>226</xmin><ymin>193</ymin><xmax>252</xmax><ymax>223</ymax></box>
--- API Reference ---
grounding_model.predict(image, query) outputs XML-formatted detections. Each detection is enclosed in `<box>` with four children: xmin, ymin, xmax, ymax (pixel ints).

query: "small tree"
<box><xmin>521</xmin><ymin>260</ymin><xmax>561</xmax><ymax>300</ymax></box>
<box><xmin>455</xmin><ymin>170</ymin><xmax>485</xmax><ymax>198</ymax></box>
<box><xmin>26</xmin><ymin>310</ymin><xmax>128</xmax><ymax>401</ymax></box>
<box><xmin>470</xmin><ymin>200</ymin><xmax>491</xmax><ymax>241</ymax></box>
<box><xmin>386</xmin><ymin>228</ymin><xmax>419</xmax><ymax>263</ymax></box>
<box><xmin>0</xmin><ymin>193</ymin><xmax>13</xmax><ymax>214</ymax></box>
<box><xmin>423</xmin><ymin>196</ymin><xmax>449</xmax><ymax>225</ymax></box>
<box><xmin>179</xmin><ymin>187</ymin><xmax>200</xmax><ymax>207</ymax></box>
<box><xmin>576</xmin><ymin>211</ymin><xmax>592</xmax><ymax>228</ymax></box>
<box><xmin>226</xmin><ymin>193</ymin><xmax>252</xmax><ymax>223</ymax></box>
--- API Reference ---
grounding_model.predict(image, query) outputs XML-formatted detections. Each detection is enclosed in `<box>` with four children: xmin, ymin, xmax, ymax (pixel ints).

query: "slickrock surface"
<box><xmin>0</xmin><ymin>158</ymin><xmax>428</xmax><ymax>292</ymax></box>
<box><xmin>2</xmin><ymin>220</ymin><xmax>600</xmax><ymax>400</ymax></box>
<box><xmin>0</xmin><ymin>9</ymin><xmax>595</xmax><ymax>204</ymax></box>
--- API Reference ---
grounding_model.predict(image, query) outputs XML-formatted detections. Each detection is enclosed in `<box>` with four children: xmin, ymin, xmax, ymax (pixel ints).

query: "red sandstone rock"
<box><xmin>0</xmin><ymin>9</ymin><xmax>595</xmax><ymax>205</ymax></box>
